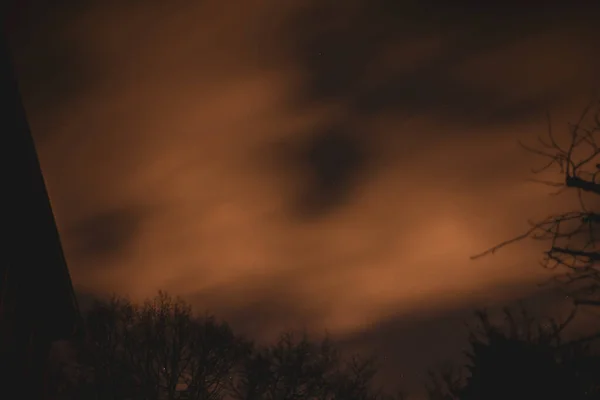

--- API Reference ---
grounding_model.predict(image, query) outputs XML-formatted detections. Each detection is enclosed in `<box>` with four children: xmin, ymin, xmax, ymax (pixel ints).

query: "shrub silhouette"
<box><xmin>428</xmin><ymin>307</ymin><xmax>600</xmax><ymax>400</ymax></box>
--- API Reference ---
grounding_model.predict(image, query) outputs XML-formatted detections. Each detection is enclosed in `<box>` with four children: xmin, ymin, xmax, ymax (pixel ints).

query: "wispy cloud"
<box><xmin>10</xmin><ymin>0</ymin><xmax>600</xmax><ymax>391</ymax></box>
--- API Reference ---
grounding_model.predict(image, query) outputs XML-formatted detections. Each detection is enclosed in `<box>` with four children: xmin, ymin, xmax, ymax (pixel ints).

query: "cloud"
<box><xmin>265</xmin><ymin>127</ymin><xmax>373</xmax><ymax>219</ymax></box>
<box><xmin>62</xmin><ymin>205</ymin><xmax>152</xmax><ymax>268</ymax></box>
<box><xmin>11</xmin><ymin>0</ymin><xmax>600</xmax><ymax>390</ymax></box>
<box><xmin>284</xmin><ymin>1</ymin><xmax>600</xmax><ymax>123</ymax></box>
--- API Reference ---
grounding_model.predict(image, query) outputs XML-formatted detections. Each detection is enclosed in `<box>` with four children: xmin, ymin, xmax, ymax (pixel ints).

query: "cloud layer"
<box><xmin>8</xmin><ymin>0</ymin><xmax>600</xmax><ymax>393</ymax></box>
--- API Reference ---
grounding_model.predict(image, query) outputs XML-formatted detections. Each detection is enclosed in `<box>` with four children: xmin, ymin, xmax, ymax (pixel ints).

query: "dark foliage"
<box><xmin>45</xmin><ymin>292</ymin><xmax>600</xmax><ymax>400</ymax></box>
<box><xmin>427</xmin><ymin>307</ymin><xmax>600</xmax><ymax>400</ymax></box>
<box><xmin>50</xmin><ymin>292</ymin><xmax>397</xmax><ymax>400</ymax></box>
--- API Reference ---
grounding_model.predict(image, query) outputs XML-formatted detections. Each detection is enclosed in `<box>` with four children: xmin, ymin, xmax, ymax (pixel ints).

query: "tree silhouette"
<box><xmin>49</xmin><ymin>292</ymin><xmax>399</xmax><ymax>400</ymax></box>
<box><xmin>57</xmin><ymin>292</ymin><xmax>247</xmax><ymax>400</ymax></box>
<box><xmin>44</xmin><ymin>291</ymin><xmax>600</xmax><ymax>400</ymax></box>
<box><xmin>473</xmin><ymin>99</ymin><xmax>600</xmax><ymax>306</ymax></box>
<box><xmin>181</xmin><ymin>309</ymin><xmax>250</xmax><ymax>399</ymax></box>
<box><xmin>462</xmin><ymin>99</ymin><xmax>600</xmax><ymax>399</ymax></box>
<box><xmin>231</xmin><ymin>332</ymin><xmax>338</xmax><ymax>399</ymax></box>
<box><xmin>427</xmin><ymin>306</ymin><xmax>600</xmax><ymax>400</ymax></box>
<box><xmin>231</xmin><ymin>331</ymin><xmax>396</xmax><ymax>400</ymax></box>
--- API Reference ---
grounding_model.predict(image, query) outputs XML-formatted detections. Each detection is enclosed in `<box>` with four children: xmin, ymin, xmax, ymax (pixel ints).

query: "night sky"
<box><xmin>7</xmin><ymin>0</ymin><xmax>600</xmax><ymax>396</ymax></box>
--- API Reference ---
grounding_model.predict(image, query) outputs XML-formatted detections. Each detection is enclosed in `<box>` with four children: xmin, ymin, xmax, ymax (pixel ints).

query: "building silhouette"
<box><xmin>1</xmin><ymin>18</ymin><xmax>82</xmax><ymax>399</ymax></box>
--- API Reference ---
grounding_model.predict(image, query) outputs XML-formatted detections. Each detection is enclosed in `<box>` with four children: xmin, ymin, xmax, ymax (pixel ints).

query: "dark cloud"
<box><xmin>352</xmin><ymin>72</ymin><xmax>570</xmax><ymax>126</ymax></box>
<box><xmin>7</xmin><ymin>1</ymin><xmax>96</xmax><ymax>121</ymax></box>
<box><xmin>64</xmin><ymin>205</ymin><xmax>149</xmax><ymax>267</ymax></box>
<box><xmin>285</xmin><ymin>1</ymin><xmax>600</xmax><ymax>124</ymax></box>
<box><xmin>248</xmin><ymin>1</ymin><xmax>600</xmax><ymax>223</ymax></box>
<box><xmin>259</xmin><ymin>121</ymin><xmax>379</xmax><ymax>220</ymax></box>
<box><xmin>294</xmin><ymin>129</ymin><xmax>371</xmax><ymax>219</ymax></box>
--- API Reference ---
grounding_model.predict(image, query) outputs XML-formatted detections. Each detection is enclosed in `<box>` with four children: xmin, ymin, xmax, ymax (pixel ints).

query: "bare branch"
<box><xmin>525</xmin><ymin>178</ymin><xmax>564</xmax><ymax>187</ymax></box>
<box><xmin>472</xmin><ymin>100</ymin><xmax>600</xmax><ymax>304</ymax></box>
<box><xmin>471</xmin><ymin>229</ymin><xmax>534</xmax><ymax>259</ymax></box>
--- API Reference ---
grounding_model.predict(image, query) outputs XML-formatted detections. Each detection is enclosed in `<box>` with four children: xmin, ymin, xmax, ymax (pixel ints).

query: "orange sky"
<box><xmin>8</xmin><ymin>0</ymin><xmax>600</xmax><ymax>395</ymax></box>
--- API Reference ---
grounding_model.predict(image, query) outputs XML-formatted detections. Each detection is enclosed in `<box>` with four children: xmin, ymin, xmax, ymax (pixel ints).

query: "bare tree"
<box><xmin>54</xmin><ymin>294</ymin><xmax>397</xmax><ymax>400</ymax></box>
<box><xmin>330</xmin><ymin>354</ymin><xmax>386</xmax><ymax>400</ymax></box>
<box><xmin>472</xmin><ymin>99</ymin><xmax>600</xmax><ymax>305</ymax></box>
<box><xmin>183</xmin><ymin>313</ymin><xmax>250</xmax><ymax>400</ymax></box>
<box><xmin>77</xmin><ymin>295</ymin><xmax>138</xmax><ymax>399</ymax></box>
<box><xmin>123</xmin><ymin>291</ymin><xmax>196</xmax><ymax>400</ymax></box>
<box><xmin>231</xmin><ymin>332</ymin><xmax>340</xmax><ymax>400</ymax></box>
<box><xmin>62</xmin><ymin>292</ymin><xmax>245</xmax><ymax>400</ymax></box>
<box><xmin>230</xmin><ymin>331</ymin><xmax>393</xmax><ymax>400</ymax></box>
